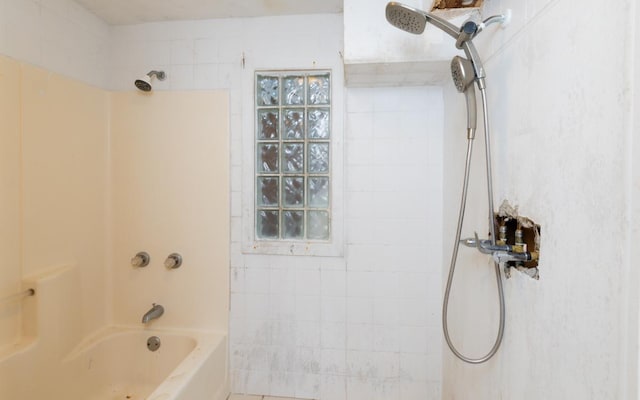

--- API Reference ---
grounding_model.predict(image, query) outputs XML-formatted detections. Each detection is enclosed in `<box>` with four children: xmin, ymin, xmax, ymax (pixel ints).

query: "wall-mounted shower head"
<box><xmin>385</xmin><ymin>2</ymin><xmax>426</xmax><ymax>34</ymax></box>
<box><xmin>386</xmin><ymin>2</ymin><xmax>460</xmax><ymax>38</ymax></box>
<box><xmin>451</xmin><ymin>56</ymin><xmax>477</xmax><ymax>137</ymax></box>
<box><xmin>135</xmin><ymin>70</ymin><xmax>166</xmax><ymax>92</ymax></box>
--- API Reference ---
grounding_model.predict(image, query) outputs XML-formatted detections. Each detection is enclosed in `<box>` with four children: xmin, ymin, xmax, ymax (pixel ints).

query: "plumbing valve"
<box><xmin>165</xmin><ymin>253</ymin><xmax>183</xmax><ymax>269</ymax></box>
<box><xmin>461</xmin><ymin>232</ymin><xmax>538</xmax><ymax>265</ymax></box>
<box><xmin>131</xmin><ymin>251</ymin><xmax>150</xmax><ymax>267</ymax></box>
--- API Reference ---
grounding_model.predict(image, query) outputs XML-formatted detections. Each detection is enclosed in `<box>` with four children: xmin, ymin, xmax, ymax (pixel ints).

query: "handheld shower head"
<box><xmin>451</xmin><ymin>56</ymin><xmax>477</xmax><ymax>138</ymax></box>
<box><xmin>135</xmin><ymin>70</ymin><xmax>166</xmax><ymax>92</ymax></box>
<box><xmin>451</xmin><ymin>55</ymin><xmax>475</xmax><ymax>92</ymax></box>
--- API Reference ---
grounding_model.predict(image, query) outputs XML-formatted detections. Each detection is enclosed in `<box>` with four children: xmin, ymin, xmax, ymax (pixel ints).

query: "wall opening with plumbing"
<box><xmin>495</xmin><ymin>201</ymin><xmax>541</xmax><ymax>280</ymax></box>
<box><xmin>432</xmin><ymin>0</ymin><xmax>483</xmax><ymax>10</ymax></box>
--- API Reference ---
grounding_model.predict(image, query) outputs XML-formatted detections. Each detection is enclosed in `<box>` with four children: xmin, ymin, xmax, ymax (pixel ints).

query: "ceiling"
<box><xmin>73</xmin><ymin>0</ymin><xmax>343</xmax><ymax>25</ymax></box>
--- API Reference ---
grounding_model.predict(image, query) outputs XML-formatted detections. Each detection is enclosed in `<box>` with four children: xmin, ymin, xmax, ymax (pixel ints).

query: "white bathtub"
<box><xmin>0</xmin><ymin>266</ymin><xmax>229</xmax><ymax>400</ymax></box>
<box><xmin>0</xmin><ymin>325</ymin><xmax>229</xmax><ymax>400</ymax></box>
<box><xmin>62</xmin><ymin>327</ymin><xmax>229</xmax><ymax>400</ymax></box>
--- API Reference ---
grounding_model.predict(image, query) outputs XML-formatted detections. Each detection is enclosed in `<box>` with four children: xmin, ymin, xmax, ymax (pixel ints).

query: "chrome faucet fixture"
<box><xmin>131</xmin><ymin>251</ymin><xmax>150</xmax><ymax>267</ymax></box>
<box><xmin>164</xmin><ymin>253</ymin><xmax>183</xmax><ymax>269</ymax></box>
<box><xmin>460</xmin><ymin>232</ymin><xmax>538</xmax><ymax>264</ymax></box>
<box><xmin>142</xmin><ymin>303</ymin><xmax>164</xmax><ymax>323</ymax></box>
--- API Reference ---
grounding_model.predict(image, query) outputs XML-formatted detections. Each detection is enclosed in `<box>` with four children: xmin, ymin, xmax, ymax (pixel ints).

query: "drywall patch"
<box><xmin>495</xmin><ymin>200</ymin><xmax>541</xmax><ymax>280</ymax></box>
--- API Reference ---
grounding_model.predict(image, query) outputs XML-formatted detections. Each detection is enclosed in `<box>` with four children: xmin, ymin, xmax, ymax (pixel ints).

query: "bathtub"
<box><xmin>65</xmin><ymin>326</ymin><xmax>229</xmax><ymax>400</ymax></box>
<box><xmin>0</xmin><ymin>266</ymin><xmax>229</xmax><ymax>400</ymax></box>
<box><xmin>1</xmin><ymin>326</ymin><xmax>228</xmax><ymax>400</ymax></box>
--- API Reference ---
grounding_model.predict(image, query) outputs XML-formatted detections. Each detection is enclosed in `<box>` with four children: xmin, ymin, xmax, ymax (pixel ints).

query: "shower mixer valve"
<box><xmin>460</xmin><ymin>232</ymin><xmax>538</xmax><ymax>265</ymax></box>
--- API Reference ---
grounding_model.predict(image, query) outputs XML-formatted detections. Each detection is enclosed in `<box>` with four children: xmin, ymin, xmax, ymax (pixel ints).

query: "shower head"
<box><xmin>451</xmin><ymin>56</ymin><xmax>475</xmax><ymax>93</ymax></box>
<box><xmin>451</xmin><ymin>56</ymin><xmax>477</xmax><ymax>137</ymax></box>
<box><xmin>386</xmin><ymin>2</ymin><xmax>459</xmax><ymax>38</ymax></box>
<box><xmin>135</xmin><ymin>70</ymin><xmax>166</xmax><ymax>92</ymax></box>
<box><xmin>385</xmin><ymin>2</ymin><xmax>485</xmax><ymax>81</ymax></box>
<box><xmin>385</xmin><ymin>2</ymin><xmax>426</xmax><ymax>34</ymax></box>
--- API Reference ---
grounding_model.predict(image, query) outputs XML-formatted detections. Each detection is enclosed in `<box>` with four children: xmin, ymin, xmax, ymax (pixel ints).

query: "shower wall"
<box><xmin>0</xmin><ymin>0</ymin><xmax>110</xmax><ymax>346</ymax></box>
<box><xmin>442</xmin><ymin>0</ymin><xmax>636</xmax><ymax>398</ymax></box>
<box><xmin>0</xmin><ymin>55</ymin><xmax>111</xmax><ymax>347</ymax></box>
<box><xmin>109</xmin><ymin>14</ymin><xmax>445</xmax><ymax>399</ymax></box>
<box><xmin>0</xmin><ymin>57</ymin><xmax>21</xmax><ymax>347</ymax></box>
<box><xmin>21</xmin><ymin>63</ymin><xmax>110</xmax><ymax>335</ymax></box>
<box><xmin>109</xmin><ymin>91</ymin><xmax>230</xmax><ymax>332</ymax></box>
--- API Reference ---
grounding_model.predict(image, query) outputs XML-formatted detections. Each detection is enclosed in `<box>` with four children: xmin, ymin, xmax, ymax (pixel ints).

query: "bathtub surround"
<box><xmin>0</xmin><ymin>52</ymin><xmax>231</xmax><ymax>398</ymax></box>
<box><xmin>0</xmin><ymin>0</ymin><xmax>112</xmax><ymax>350</ymax></box>
<box><xmin>21</xmin><ymin>63</ymin><xmax>111</xmax><ymax>336</ymax></box>
<box><xmin>0</xmin><ymin>56</ymin><xmax>22</xmax><ymax>348</ymax></box>
<box><xmin>110</xmin><ymin>90</ymin><xmax>230</xmax><ymax>332</ymax></box>
<box><xmin>0</xmin><ymin>53</ymin><xmax>111</xmax><ymax>350</ymax></box>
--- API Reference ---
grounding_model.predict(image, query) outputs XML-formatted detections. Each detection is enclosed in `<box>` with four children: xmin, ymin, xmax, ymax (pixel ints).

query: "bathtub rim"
<box><xmin>62</xmin><ymin>324</ymin><xmax>225</xmax><ymax>361</ymax></box>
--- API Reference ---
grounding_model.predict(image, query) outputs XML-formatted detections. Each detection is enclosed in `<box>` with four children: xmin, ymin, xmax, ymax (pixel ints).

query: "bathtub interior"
<box><xmin>61</xmin><ymin>328</ymin><xmax>196</xmax><ymax>399</ymax></box>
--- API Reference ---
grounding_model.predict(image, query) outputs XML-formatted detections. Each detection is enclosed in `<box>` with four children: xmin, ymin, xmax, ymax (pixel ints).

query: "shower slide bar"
<box><xmin>0</xmin><ymin>288</ymin><xmax>35</xmax><ymax>305</ymax></box>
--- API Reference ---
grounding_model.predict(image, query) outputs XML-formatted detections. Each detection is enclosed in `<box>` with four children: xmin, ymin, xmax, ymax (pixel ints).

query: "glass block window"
<box><xmin>255</xmin><ymin>71</ymin><xmax>331</xmax><ymax>241</ymax></box>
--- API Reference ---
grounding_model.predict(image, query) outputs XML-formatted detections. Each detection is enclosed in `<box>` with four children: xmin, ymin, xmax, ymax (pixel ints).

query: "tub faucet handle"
<box><xmin>165</xmin><ymin>253</ymin><xmax>183</xmax><ymax>269</ymax></box>
<box><xmin>131</xmin><ymin>251</ymin><xmax>150</xmax><ymax>267</ymax></box>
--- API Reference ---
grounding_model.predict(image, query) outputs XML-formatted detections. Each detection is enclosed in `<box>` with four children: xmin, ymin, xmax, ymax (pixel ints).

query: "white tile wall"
<box><xmin>0</xmin><ymin>0</ymin><xmax>110</xmax><ymax>87</ymax></box>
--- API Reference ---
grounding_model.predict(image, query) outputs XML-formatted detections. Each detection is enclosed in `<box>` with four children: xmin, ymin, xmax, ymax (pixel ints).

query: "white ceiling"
<box><xmin>73</xmin><ymin>0</ymin><xmax>344</xmax><ymax>25</ymax></box>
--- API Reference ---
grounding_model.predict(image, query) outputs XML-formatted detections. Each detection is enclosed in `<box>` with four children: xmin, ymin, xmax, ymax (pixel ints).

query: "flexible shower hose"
<box><xmin>442</xmin><ymin>88</ymin><xmax>505</xmax><ymax>364</ymax></box>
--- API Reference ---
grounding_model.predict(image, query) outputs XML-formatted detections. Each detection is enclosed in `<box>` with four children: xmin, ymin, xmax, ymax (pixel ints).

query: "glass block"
<box><xmin>308</xmin><ymin>210</ymin><xmax>330</xmax><ymax>240</ymax></box>
<box><xmin>257</xmin><ymin>144</ymin><xmax>279</xmax><ymax>173</ymax></box>
<box><xmin>308</xmin><ymin>177</ymin><xmax>329</xmax><ymax>208</ymax></box>
<box><xmin>282</xmin><ymin>76</ymin><xmax>305</xmax><ymax>105</ymax></box>
<box><xmin>257</xmin><ymin>177</ymin><xmax>279</xmax><ymax>206</ymax></box>
<box><xmin>283</xmin><ymin>176</ymin><xmax>304</xmax><ymax>207</ymax></box>
<box><xmin>283</xmin><ymin>210</ymin><xmax>304</xmax><ymax>239</ymax></box>
<box><xmin>308</xmin><ymin>74</ymin><xmax>330</xmax><ymax>105</ymax></box>
<box><xmin>256</xmin><ymin>75</ymin><xmax>279</xmax><ymax>106</ymax></box>
<box><xmin>308</xmin><ymin>143</ymin><xmax>329</xmax><ymax>173</ymax></box>
<box><xmin>282</xmin><ymin>108</ymin><xmax>305</xmax><ymax>139</ymax></box>
<box><xmin>257</xmin><ymin>109</ymin><xmax>279</xmax><ymax>139</ymax></box>
<box><xmin>257</xmin><ymin>210</ymin><xmax>279</xmax><ymax>239</ymax></box>
<box><xmin>307</xmin><ymin>108</ymin><xmax>330</xmax><ymax>139</ymax></box>
<box><xmin>283</xmin><ymin>143</ymin><xmax>304</xmax><ymax>173</ymax></box>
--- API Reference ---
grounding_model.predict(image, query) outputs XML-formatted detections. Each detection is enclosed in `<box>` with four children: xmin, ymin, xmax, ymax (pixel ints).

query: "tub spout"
<box><xmin>142</xmin><ymin>303</ymin><xmax>164</xmax><ymax>324</ymax></box>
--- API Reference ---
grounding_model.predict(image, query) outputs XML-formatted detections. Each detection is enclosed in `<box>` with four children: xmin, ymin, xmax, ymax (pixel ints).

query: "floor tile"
<box><xmin>229</xmin><ymin>394</ymin><xmax>305</xmax><ymax>400</ymax></box>
<box><xmin>264</xmin><ymin>397</ymin><xmax>300</xmax><ymax>400</ymax></box>
<box><xmin>229</xmin><ymin>395</ymin><xmax>263</xmax><ymax>400</ymax></box>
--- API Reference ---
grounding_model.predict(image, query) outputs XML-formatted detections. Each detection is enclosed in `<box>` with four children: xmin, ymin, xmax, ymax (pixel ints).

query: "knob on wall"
<box><xmin>131</xmin><ymin>251</ymin><xmax>150</xmax><ymax>267</ymax></box>
<box><xmin>165</xmin><ymin>253</ymin><xmax>183</xmax><ymax>269</ymax></box>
